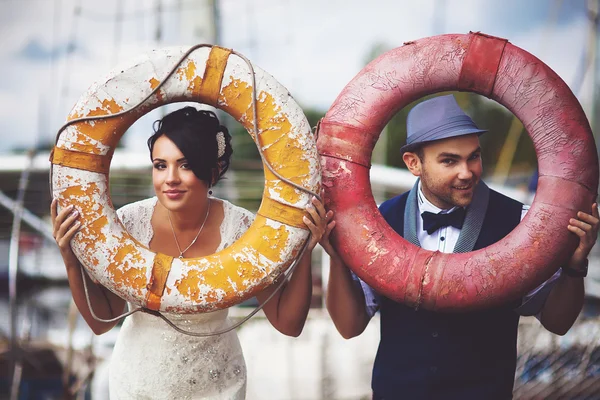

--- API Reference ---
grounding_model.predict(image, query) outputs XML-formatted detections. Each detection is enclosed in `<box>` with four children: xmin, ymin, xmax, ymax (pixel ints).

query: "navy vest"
<box><xmin>372</xmin><ymin>186</ymin><xmax>523</xmax><ymax>400</ymax></box>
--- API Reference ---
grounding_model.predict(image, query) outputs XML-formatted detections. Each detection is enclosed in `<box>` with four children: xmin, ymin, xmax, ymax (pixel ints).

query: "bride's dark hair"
<box><xmin>147</xmin><ymin>106</ymin><xmax>233</xmax><ymax>186</ymax></box>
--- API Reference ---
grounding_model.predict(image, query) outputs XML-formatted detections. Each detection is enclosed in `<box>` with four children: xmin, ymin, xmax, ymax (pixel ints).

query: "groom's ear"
<box><xmin>403</xmin><ymin>151</ymin><xmax>422</xmax><ymax>177</ymax></box>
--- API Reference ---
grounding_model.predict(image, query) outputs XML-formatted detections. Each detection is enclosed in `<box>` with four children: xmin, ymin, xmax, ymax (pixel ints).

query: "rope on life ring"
<box><xmin>318</xmin><ymin>32</ymin><xmax>598</xmax><ymax>311</ymax></box>
<box><xmin>51</xmin><ymin>44</ymin><xmax>321</xmax><ymax>315</ymax></box>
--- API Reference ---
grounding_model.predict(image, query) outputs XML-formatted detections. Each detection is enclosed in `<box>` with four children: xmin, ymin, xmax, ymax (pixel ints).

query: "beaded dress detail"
<box><xmin>109</xmin><ymin>197</ymin><xmax>254</xmax><ymax>399</ymax></box>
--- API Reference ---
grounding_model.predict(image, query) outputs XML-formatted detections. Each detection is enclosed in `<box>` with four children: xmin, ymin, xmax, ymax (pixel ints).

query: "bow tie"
<box><xmin>421</xmin><ymin>208</ymin><xmax>466</xmax><ymax>235</ymax></box>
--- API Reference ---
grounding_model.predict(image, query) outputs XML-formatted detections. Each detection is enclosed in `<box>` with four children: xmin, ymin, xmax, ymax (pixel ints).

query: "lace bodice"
<box><xmin>109</xmin><ymin>197</ymin><xmax>254</xmax><ymax>400</ymax></box>
<box><xmin>117</xmin><ymin>196</ymin><xmax>254</xmax><ymax>252</ymax></box>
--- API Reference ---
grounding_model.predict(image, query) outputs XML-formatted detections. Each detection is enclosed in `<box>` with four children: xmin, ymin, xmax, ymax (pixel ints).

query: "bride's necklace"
<box><xmin>168</xmin><ymin>199</ymin><xmax>211</xmax><ymax>259</ymax></box>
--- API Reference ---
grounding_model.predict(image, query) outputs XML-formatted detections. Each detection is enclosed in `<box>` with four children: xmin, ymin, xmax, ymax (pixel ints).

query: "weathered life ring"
<box><xmin>50</xmin><ymin>45</ymin><xmax>320</xmax><ymax>313</ymax></box>
<box><xmin>318</xmin><ymin>32</ymin><xmax>598</xmax><ymax>311</ymax></box>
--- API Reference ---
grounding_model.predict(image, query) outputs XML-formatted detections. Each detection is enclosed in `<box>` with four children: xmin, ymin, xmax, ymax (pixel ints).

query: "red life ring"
<box><xmin>318</xmin><ymin>32</ymin><xmax>598</xmax><ymax>311</ymax></box>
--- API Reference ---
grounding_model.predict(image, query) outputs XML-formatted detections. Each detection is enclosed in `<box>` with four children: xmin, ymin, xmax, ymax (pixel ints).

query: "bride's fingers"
<box><xmin>54</xmin><ymin>204</ymin><xmax>74</xmax><ymax>227</ymax></box>
<box><xmin>58</xmin><ymin>219</ymin><xmax>82</xmax><ymax>248</ymax></box>
<box><xmin>56</xmin><ymin>209</ymin><xmax>80</xmax><ymax>243</ymax></box>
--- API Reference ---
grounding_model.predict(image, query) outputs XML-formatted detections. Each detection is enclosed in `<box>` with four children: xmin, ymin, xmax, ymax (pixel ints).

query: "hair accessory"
<box><xmin>216</xmin><ymin>131</ymin><xmax>226</xmax><ymax>158</ymax></box>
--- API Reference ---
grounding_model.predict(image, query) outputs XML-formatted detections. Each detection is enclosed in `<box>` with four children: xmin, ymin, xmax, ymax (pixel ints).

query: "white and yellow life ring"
<box><xmin>50</xmin><ymin>45</ymin><xmax>321</xmax><ymax>313</ymax></box>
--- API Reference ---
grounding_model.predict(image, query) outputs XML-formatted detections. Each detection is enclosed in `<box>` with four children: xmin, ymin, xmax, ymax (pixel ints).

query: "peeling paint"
<box><xmin>220</xmin><ymin>77</ymin><xmax>318</xmax><ymax>207</ymax></box>
<box><xmin>319</xmin><ymin>32</ymin><xmax>598</xmax><ymax>311</ymax></box>
<box><xmin>51</xmin><ymin>46</ymin><xmax>319</xmax><ymax>313</ymax></box>
<box><xmin>108</xmin><ymin>243</ymin><xmax>147</xmax><ymax>296</ymax></box>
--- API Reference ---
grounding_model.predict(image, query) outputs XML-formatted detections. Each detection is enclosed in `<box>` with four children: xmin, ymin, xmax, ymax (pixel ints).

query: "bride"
<box><xmin>51</xmin><ymin>106</ymin><xmax>333</xmax><ymax>399</ymax></box>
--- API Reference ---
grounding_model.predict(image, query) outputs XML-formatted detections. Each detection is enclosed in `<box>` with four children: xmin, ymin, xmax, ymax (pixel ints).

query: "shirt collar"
<box><xmin>417</xmin><ymin>180</ymin><xmax>460</xmax><ymax>215</ymax></box>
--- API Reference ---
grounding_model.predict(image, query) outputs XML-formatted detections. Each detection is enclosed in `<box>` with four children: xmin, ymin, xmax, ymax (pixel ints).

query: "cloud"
<box><xmin>16</xmin><ymin>38</ymin><xmax>81</xmax><ymax>61</ymax></box>
<box><xmin>219</xmin><ymin>0</ymin><xmax>590</xmax><ymax>112</ymax></box>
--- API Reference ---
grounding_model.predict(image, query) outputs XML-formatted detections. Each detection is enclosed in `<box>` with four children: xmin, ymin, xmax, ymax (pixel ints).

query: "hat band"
<box><xmin>407</xmin><ymin>115</ymin><xmax>480</xmax><ymax>145</ymax></box>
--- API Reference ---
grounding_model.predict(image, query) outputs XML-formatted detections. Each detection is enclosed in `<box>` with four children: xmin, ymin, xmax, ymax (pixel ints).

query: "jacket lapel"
<box><xmin>403</xmin><ymin>180</ymin><xmax>421</xmax><ymax>247</ymax></box>
<box><xmin>453</xmin><ymin>181</ymin><xmax>490</xmax><ymax>253</ymax></box>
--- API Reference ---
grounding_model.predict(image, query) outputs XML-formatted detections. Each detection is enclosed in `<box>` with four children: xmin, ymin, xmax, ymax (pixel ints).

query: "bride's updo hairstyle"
<box><xmin>147</xmin><ymin>106</ymin><xmax>233</xmax><ymax>186</ymax></box>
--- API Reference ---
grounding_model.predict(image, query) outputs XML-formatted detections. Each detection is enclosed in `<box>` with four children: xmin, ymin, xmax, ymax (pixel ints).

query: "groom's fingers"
<box><xmin>305</xmin><ymin>204</ymin><xmax>321</xmax><ymax>225</ymax></box>
<box><xmin>311</xmin><ymin>196</ymin><xmax>327</xmax><ymax>218</ymax></box>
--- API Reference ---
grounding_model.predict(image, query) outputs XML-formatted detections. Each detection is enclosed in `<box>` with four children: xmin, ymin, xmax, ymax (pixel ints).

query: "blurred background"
<box><xmin>1</xmin><ymin>0</ymin><xmax>600</xmax><ymax>399</ymax></box>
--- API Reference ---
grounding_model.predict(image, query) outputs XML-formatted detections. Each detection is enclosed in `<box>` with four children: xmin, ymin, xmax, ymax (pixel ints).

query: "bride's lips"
<box><xmin>164</xmin><ymin>190</ymin><xmax>186</xmax><ymax>200</ymax></box>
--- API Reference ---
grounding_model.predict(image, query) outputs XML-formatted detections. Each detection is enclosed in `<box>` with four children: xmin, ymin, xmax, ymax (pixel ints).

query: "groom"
<box><xmin>322</xmin><ymin>95</ymin><xmax>599</xmax><ymax>399</ymax></box>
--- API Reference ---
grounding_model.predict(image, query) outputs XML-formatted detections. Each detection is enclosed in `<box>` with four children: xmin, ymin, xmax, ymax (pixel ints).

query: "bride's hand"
<box><xmin>51</xmin><ymin>198</ymin><xmax>81</xmax><ymax>267</ymax></box>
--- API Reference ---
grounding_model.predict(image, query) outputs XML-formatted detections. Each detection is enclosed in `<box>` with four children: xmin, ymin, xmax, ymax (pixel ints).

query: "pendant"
<box><xmin>179</xmin><ymin>254</ymin><xmax>183</xmax><ymax>259</ymax></box>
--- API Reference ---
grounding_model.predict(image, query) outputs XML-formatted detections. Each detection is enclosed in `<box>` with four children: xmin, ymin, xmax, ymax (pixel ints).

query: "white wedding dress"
<box><xmin>108</xmin><ymin>197</ymin><xmax>254</xmax><ymax>399</ymax></box>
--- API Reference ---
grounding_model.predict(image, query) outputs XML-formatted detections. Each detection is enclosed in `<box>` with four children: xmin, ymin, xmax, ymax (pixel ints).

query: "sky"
<box><xmin>0</xmin><ymin>0</ymin><xmax>594</xmax><ymax>152</ymax></box>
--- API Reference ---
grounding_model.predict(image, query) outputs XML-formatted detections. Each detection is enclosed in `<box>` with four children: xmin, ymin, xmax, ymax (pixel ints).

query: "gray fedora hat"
<box><xmin>400</xmin><ymin>94</ymin><xmax>487</xmax><ymax>154</ymax></box>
